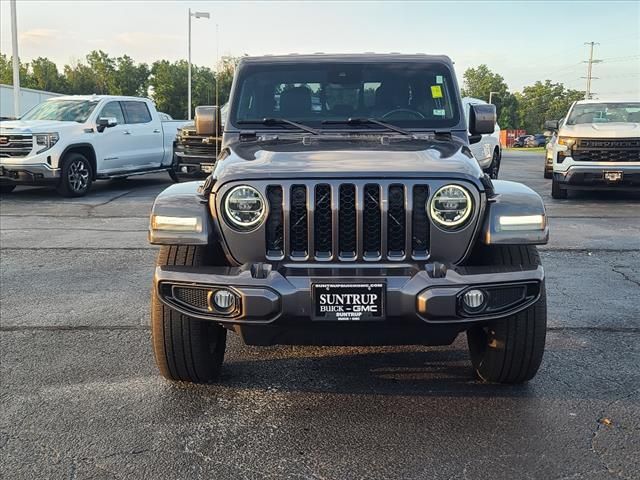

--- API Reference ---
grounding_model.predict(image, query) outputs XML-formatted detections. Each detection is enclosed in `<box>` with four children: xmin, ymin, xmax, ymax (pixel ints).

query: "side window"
<box><xmin>99</xmin><ymin>101</ymin><xmax>125</xmax><ymax>125</ymax></box>
<box><xmin>122</xmin><ymin>101</ymin><xmax>152</xmax><ymax>124</ymax></box>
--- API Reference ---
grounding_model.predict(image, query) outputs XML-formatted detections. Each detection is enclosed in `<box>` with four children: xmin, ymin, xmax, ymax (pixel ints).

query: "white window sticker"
<box><xmin>436</xmin><ymin>75</ymin><xmax>443</xmax><ymax>84</ymax></box>
<box><xmin>433</xmin><ymin>109</ymin><xmax>446</xmax><ymax>116</ymax></box>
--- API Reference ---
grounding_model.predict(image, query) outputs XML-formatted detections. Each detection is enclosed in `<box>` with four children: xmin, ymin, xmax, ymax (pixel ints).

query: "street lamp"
<box><xmin>188</xmin><ymin>8</ymin><xmax>210</xmax><ymax>120</ymax></box>
<box><xmin>488</xmin><ymin>91</ymin><xmax>499</xmax><ymax>105</ymax></box>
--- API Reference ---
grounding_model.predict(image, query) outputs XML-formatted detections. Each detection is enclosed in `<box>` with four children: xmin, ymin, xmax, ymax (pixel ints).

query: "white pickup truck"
<box><xmin>0</xmin><ymin>95</ymin><xmax>188</xmax><ymax>196</ymax></box>
<box><xmin>462</xmin><ymin>97</ymin><xmax>502</xmax><ymax>178</ymax></box>
<box><xmin>546</xmin><ymin>99</ymin><xmax>640</xmax><ymax>199</ymax></box>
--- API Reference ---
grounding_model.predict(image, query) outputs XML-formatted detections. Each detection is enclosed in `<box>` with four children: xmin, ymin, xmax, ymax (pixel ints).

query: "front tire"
<box><xmin>466</xmin><ymin>245</ymin><xmax>547</xmax><ymax>384</ymax></box>
<box><xmin>151</xmin><ymin>245</ymin><xmax>227</xmax><ymax>383</ymax></box>
<box><xmin>551</xmin><ymin>177</ymin><xmax>567</xmax><ymax>199</ymax></box>
<box><xmin>56</xmin><ymin>153</ymin><xmax>93</xmax><ymax>197</ymax></box>
<box><xmin>484</xmin><ymin>149</ymin><xmax>501</xmax><ymax>179</ymax></box>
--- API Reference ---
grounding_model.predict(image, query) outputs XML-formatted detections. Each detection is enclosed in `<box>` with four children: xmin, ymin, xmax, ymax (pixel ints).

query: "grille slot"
<box><xmin>338</xmin><ymin>184</ymin><xmax>357</xmax><ymax>258</ymax></box>
<box><xmin>363</xmin><ymin>184</ymin><xmax>382</xmax><ymax>257</ymax></box>
<box><xmin>387</xmin><ymin>185</ymin><xmax>406</xmax><ymax>257</ymax></box>
<box><xmin>266</xmin><ymin>186</ymin><xmax>284</xmax><ymax>258</ymax></box>
<box><xmin>412</xmin><ymin>185</ymin><xmax>429</xmax><ymax>258</ymax></box>
<box><xmin>289</xmin><ymin>185</ymin><xmax>308</xmax><ymax>257</ymax></box>
<box><xmin>314</xmin><ymin>184</ymin><xmax>332</xmax><ymax>257</ymax></box>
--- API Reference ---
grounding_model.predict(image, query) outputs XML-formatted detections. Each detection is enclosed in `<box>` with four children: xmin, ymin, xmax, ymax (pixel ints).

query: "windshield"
<box><xmin>231</xmin><ymin>61</ymin><xmax>460</xmax><ymax>130</ymax></box>
<box><xmin>566</xmin><ymin>102</ymin><xmax>640</xmax><ymax>125</ymax></box>
<box><xmin>21</xmin><ymin>99</ymin><xmax>99</xmax><ymax>123</ymax></box>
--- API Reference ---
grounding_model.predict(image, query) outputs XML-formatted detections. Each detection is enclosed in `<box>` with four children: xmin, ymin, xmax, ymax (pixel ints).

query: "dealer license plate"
<box><xmin>312</xmin><ymin>283</ymin><xmax>385</xmax><ymax>321</ymax></box>
<box><xmin>604</xmin><ymin>171</ymin><xmax>623</xmax><ymax>182</ymax></box>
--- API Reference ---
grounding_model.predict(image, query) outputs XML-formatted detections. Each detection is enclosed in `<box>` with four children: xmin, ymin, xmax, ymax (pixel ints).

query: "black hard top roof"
<box><xmin>239</xmin><ymin>53</ymin><xmax>454</xmax><ymax>65</ymax></box>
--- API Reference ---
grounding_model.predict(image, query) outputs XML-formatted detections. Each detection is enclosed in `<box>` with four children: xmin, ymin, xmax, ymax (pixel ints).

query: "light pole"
<box><xmin>10</xmin><ymin>0</ymin><xmax>20</xmax><ymax>118</ymax></box>
<box><xmin>188</xmin><ymin>8</ymin><xmax>210</xmax><ymax>120</ymax></box>
<box><xmin>488</xmin><ymin>91</ymin><xmax>499</xmax><ymax>105</ymax></box>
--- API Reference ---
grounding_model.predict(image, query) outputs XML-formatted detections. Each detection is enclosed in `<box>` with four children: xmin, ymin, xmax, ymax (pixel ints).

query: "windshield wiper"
<box><xmin>322</xmin><ymin>118</ymin><xmax>414</xmax><ymax>137</ymax></box>
<box><xmin>237</xmin><ymin>118</ymin><xmax>319</xmax><ymax>135</ymax></box>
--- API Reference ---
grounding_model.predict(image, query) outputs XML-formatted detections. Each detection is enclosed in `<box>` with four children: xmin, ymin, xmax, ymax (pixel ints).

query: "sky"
<box><xmin>1</xmin><ymin>0</ymin><xmax>638</xmax><ymax>99</ymax></box>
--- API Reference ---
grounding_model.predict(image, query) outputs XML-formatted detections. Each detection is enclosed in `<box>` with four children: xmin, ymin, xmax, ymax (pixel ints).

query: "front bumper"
<box><xmin>0</xmin><ymin>162</ymin><xmax>60</xmax><ymax>185</ymax></box>
<box><xmin>554</xmin><ymin>165</ymin><xmax>640</xmax><ymax>190</ymax></box>
<box><xmin>174</xmin><ymin>150</ymin><xmax>216</xmax><ymax>177</ymax></box>
<box><xmin>154</xmin><ymin>262</ymin><xmax>544</xmax><ymax>346</ymax></box>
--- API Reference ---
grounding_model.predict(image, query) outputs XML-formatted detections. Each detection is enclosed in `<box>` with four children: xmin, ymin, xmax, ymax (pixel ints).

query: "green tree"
<box><xmin>461</xmin><ymin>64</ymin><xmax>511</xmax><ymax>124</ymax></box>
<box><xmin>113</xmin><ymin>55</ymin><xmax>149</xmax><ymax>96</ymax></box>
<box><xmin>85</xmin><ymin>50</ymin><xmax>116</xmax><ymax>94</ymax></box>
<box><xmin>517</xmin><ymin>80</ymin><xmax>584</xmax><ymax>132</ymax></box>
<box><xmin>63</xmin><ymin>61</ymin><xmax>98</xmax><ymax>94</ymax></box>
<box><xmin>0</xmin><ymin>53</ymin><xmax>31</xmax><ymax>87</ymax></box>
<box><xmin>149</xmin><ymin>60</ymin><xmax>189</xmax><ymax>118</ymax></box>
<box><xmin>29</xmin><ymin>57</ymin><xmax>66</xmax><ymax>92</ymax></box>
<box><xmin>192</xmin><ymin>65</ymin><xmax>216</xmax><ymax>106</ymax></box>
<box><xmin>215</xmin><ymin>56</ymin><xmax>242</xmax><ymax>105</ymax></box>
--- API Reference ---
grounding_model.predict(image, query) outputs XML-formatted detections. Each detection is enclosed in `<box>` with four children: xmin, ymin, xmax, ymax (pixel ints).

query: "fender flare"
<box><xmin>481</xmin><ymin>180</ymin><xmax>549</xmax><ymax>245</ymax></box>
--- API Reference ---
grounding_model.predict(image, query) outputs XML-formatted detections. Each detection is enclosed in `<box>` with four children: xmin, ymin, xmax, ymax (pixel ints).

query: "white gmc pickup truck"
<box><xmin>545</xmin><ymin>99</ymin><xmax>640</xmax><ymax>199</ymax></box>
<box><xmin>0</xmin><ymin>95</ymin><xmax>188</xmax><ymax>196</ymax></box>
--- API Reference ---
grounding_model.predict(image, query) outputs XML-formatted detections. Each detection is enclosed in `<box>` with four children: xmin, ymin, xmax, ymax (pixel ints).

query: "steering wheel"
<box><xmin>381</xmin><ymin>108</ymin><xmax>425</xmax><ymax>120</ymax></box>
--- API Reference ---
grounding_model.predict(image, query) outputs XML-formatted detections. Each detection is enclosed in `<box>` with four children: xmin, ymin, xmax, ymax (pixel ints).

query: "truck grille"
<box><xmin>265</xmin><ymin>182</ymin><xmax>431</xmax><ymax>261</ymax></box>
<box><xmin>0</xmin><ymin>134</ymin><xmax>33</xmax><ymax>158</ymax></box>
<box><xmin>573</xmin><ymin>138</ymin><xmax>640</xmax><ymax>162</ymax></box>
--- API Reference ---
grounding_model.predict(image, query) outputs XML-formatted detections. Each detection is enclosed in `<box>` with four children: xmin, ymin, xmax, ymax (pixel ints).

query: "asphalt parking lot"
<box><xmin>1</xmin><ymin>150</ymin><xmax>639</xmax><ymax>480</ymax></box>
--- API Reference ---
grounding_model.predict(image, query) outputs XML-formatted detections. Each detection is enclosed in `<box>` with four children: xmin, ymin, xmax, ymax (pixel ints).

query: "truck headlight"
<box><xmin>224</xmin><ymin>185</ymin><xmax>266</xmax><ymax>230</ymax></box>
<box><xmin>557</xmin><ymin>137</ymin><xmax>577</xmax><ymax>149</ymax></box>
<box><xmin>35</xmin><ymin>133</ymin><xmax>59</xmax><ymax>154</ymax></box>
<box><xmin>429</xmin><ymin>184</ymin><xmax>473</xmax><ymax>229</ymax></box>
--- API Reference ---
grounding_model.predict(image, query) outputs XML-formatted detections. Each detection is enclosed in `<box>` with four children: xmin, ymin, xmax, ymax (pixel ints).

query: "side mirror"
<box><xmin>469</xmin><ymin>104</ymin><xmax>496</xmax><ymax>136</ymax></box>
<box><xmin>195</xmin><ymin>106</ymin><xmax>221</xmax><ymax>137</ymax></box>
<box><xmin>544</xmin><ymin>120</ymin><xmax>559</xmax><ymax>131</ymax></box>
<box><xmin>97</xmin><ymin>117</ymin><xmax>118</xmax><ymax>133</ymax></box>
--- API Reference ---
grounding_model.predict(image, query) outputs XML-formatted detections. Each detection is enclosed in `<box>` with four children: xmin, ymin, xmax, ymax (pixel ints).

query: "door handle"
<box><xmin>153</xmin><ymin>129</ymin><xmax>161</xmax><ymax>133</ymax></box>
<box><xmin>123</xmin><ymin>130</ymin><xmax>131</xmax><ymax>135</ymax></box>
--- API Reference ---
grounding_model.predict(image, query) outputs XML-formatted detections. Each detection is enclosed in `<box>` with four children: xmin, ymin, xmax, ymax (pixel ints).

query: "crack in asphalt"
<box><xmin>0</xmin><ymin>247</ymin><xmax>154</xmax><ymax>251</ymax></box>
<box><xmin>611</xmin><ymin>266</ymin><xmax>640</xmax><ymax>288</ymax></box>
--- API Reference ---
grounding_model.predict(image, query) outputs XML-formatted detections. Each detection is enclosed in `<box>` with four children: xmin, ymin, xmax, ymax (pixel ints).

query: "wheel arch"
<box><xmin>61</xmin><ymin>144</ymin><xmax>97</xmax><ymax>180</ymax></box>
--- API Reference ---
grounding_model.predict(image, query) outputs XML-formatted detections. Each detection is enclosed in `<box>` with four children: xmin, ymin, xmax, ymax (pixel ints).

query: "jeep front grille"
<box><xmin>265</xmin><ymin>182</ymin><xmax>430</xmax><ymax>261</ymax></box>
<box><xmin>573</xmin><ymin>138</ymin><xmax>640</xmax><ymax>162</ymax></box>
<box><xmin>0</xmin><ymin>134</ymin><xmax>33</xmax><ymax>158</ymax></box>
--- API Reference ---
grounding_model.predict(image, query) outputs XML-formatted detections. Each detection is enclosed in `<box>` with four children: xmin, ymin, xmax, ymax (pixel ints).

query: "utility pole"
<box><xmin>10</xmin><ymin>0</ymin><xmax>20</xmax><ymax>118</ymax></box>
<box><xmin>489</xmin><ymin>91</ymin><xmax>499</xmax><ymax>105</ymax></box>
<box><xmin>582</xmin><ymin>42</ymin><xmax>601</xmax><ymax>100</ymax></box>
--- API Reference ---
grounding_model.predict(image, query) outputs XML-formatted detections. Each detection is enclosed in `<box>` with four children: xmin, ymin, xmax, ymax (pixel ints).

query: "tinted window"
<box><xmin>99</xmin><ymin>101</ymin><xmax>125</xmax><ymax>124</ymax></box>
<box><xmin>21</xmin><ymin>100</ymin><xmax>98</xmax><ymax>123</ymax></box>
<box><xmin>232</xmin><ymin>61</ymin><xmax>460</xmax><ymax>129</ymax></box>
<box><xmin>122</xmin><ymin>101</ymin><xmax>152</xmax><ymax>124</ymax></box>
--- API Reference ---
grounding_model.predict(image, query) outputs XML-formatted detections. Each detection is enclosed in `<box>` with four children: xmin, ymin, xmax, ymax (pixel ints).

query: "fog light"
<box><xmin>463</xmin><ymin>289</ymin><xmax>485</xmax><ymax>310</ymax></box>
<box><xmin>212</xmin><ymin>289</ymin><xmax>236</xmax><ymax>310</ymax></box>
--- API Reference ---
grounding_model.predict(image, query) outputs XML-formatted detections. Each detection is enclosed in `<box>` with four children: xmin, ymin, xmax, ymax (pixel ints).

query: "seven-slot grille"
<box><xmin>0</xmin><ymin>134</ymin><xmax>33</xmax><ymax>158</ymax></box>
<box><xmin>265</xmin><ymin>183</ymin><xmax>430</xmax><ymax>261</ymax></box>
<box><xmin>573</xmin><ymin>138</ymin><xmax>640</xmax><ymax>162</ymax></box>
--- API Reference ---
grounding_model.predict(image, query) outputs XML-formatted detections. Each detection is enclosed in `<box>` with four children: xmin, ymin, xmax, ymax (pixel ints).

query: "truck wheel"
<box><xmin>551</xmin><ymin>177</ymin><xmax>567</xmax><ymax>199</ymax></box>
<box><xmin>56</xmin><ymin>153</ymin><xmax>93</xmax><ymax>197</ymax></box>
<box><xmin>168</xmin><ymin>155</ymin><xmax>181</xmax><ymax>183</ymax></box>
<box><xmin>151</xmin><ymin>245</ymin><xmax>227</xmax><ymax>383</ymax></box>
<box><xmin>466</xmin><ymin>245</ymin><xmax>547</xmax><ymax>384</ymax></box>
<box><xmin>543</xmin><ymin>167</ymin><xmax>552</xmax><ymax>179</ymax></box>
<box><xmin>484</xmin><ymin>149</ymin><xmax>500</xmax><ymax>179</ymax></box>
<box><xmin>0</xmin><ymin>184</ymin><xmax>16</xmax><ymax>194</ymax></box>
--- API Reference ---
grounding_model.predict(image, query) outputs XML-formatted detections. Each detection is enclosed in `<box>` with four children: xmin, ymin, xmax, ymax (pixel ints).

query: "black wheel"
<box><xmin>151</xmin><ymin>245</ymin><xmax>227</xmax><ymax>383</ymax></box>
<box><xmin>484</xmin><ymin>148</ymin><xmax>501</xmax><ymax>179</ymax></box>
<box><xmin>543</xmin><ymin>167</ymin><xmax>552</xmax><ymax>179</ymax></box>
<box><xmin>56</xmin><ymin>153</ymin><xmax>93</xmax><ymax>197</ymax></box>
<box><xmin>466</xmin><ymin>245</ymin><xmax>547</xmax><ymax>384</ymax></box>
<box><xmin>551</xmin><ymin>177</ymin><xmax>567</xmax><ymax>199</ymax></box>
<box><xmin>0</xmin><ymin>184</ymin><xmax>16</xmax><ymax>194</ymax></box>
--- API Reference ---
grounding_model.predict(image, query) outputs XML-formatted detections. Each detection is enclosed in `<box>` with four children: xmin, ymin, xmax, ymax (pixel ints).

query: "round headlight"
<box><xmin>429</xmin><ymin>184</ymin><xmax>473</xmax><ymax>229</ymax></box>
<box><xmin>224</xmin><ymin>185</ymin><xmax>266</xmax><ymax>229</ymax></box>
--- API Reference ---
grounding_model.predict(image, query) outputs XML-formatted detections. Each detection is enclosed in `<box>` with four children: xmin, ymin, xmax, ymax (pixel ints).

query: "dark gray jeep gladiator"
<box><xmin>148</xmin><ymin>54</ymin><xmax>549</xmax><ymax>384</ymax></box>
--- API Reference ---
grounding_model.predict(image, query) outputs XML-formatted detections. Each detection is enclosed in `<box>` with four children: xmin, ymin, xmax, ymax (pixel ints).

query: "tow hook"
<box><xmin>425</xmin><ymin>262</ymin><xmax>447</xmax><ymax>279</ymax></box>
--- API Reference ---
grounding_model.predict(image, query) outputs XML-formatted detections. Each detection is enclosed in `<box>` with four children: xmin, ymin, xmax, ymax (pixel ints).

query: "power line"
<box><xmin>582</xmin><ymin>42</ymin><xmax>601</xmax><ymax>100</ymax></box>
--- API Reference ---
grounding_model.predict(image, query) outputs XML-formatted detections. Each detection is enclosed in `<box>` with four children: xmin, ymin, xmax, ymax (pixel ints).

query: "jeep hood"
<box><xmin>560</xmin><ymin>122</ymin><xmax>640</xmax><ymax>138</ymax></box>
<box><xmin>0</xmin><ymin>119</ymin><xmax>81</xmax><ymax>133</ymax></box>
<box><xmin>214</xmin><ymin>139</ymin><xmax>483</xmax><ymax>187</ymax></box>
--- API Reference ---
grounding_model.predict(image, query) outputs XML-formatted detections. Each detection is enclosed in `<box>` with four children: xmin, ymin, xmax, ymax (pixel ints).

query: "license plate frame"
<box><xmin>312</xmin><ymin>282</ymin><xmax>386</xmax><ymax>321</ymax></box>
<box><xmin>604</xmin><ymin>170</ymin><xmax>623</xmax><ymax>182</ymax></box>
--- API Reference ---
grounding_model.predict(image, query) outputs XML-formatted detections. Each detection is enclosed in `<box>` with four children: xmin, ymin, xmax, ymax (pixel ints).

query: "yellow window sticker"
<box><xmin>431</xmin><ymin>85</ymin><xmax>443</xmax><ymax>98</ymax></box>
